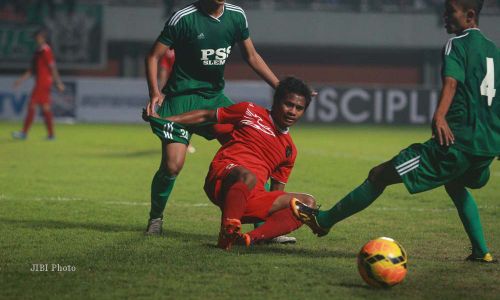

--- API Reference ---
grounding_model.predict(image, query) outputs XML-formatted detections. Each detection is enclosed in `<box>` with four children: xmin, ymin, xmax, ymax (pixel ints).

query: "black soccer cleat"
<box><xmin>290</xmin><ymin>198</ymin><xmax>329</xmax><ymax>237</ymax></box>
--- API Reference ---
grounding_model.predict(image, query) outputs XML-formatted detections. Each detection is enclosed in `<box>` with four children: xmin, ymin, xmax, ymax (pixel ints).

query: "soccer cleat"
<box><xmin>267</xmin><ymin>235</ymin><xmax>297</xmax><ymax>244</ymax></box>
<box><xmin>465</xmin><ymin>253</ymin><xmax>498</xmax><ymax>263</ymax></box>
<box><xmin>217</xmin><ymin>218</ymin><xmax>251</xmax><ymax>250</ymax></box>
<box><xmin>290</xmin><ymin>198</ymin><xmax>329</xmax><ymax>237</ymax></box>
<box><xmin>145</xmin><ymin>218</ymin><xmax>163</xmax><ymax>235</ymax></box>
<box><xmin>11</xmin><ymin>131</ymin><xmax>27</xmax><ymax>140</ymax></box>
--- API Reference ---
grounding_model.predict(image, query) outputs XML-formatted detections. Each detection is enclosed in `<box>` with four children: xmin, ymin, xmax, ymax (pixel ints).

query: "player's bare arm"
<box><xmin>145</xmin><ymin>41</ymin><xmax>169</xmax><ymax>115</ymax></box>
<box><xmin>165</xmin><ymin>109</ymin><xmax>217</xmax><ymax>125</ymax></box>
<box><xmin>13</xmin><ymin>69</ymin><xmax>32</xmax><ymax>88</ymax></box>
<box><xmin>50</xmin><ymin>64</ymin><xmax>65</xmax><ymax>92</ymax></box>
<box><xmin>238</xmin><ymin>38</ymin><xmax>279</xmax><ymax>89</ymax></box>
<box><xmin>432</xmin><ymin>76</ymin><xmax>457</xmax><ymax>146</ymax></box>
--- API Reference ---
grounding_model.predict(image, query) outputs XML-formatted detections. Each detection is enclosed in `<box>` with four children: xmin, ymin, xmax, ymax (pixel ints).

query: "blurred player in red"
<box><xmin>145</xmin><ymin>77</ymin><xmax>316</xmax><ymax>249</ymax></box>
<box><xmin>12</xmin><ymin>29</ymin><xmax>65</xmax><ymax>140</ymax></box>
<box><xmin>158</xmin><ymin>48</ymin><xmax>175</xmax><ymax>90</ymax></box>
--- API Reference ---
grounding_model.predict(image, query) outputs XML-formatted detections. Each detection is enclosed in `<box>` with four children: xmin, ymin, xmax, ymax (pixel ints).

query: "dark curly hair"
<box><xmin>272</xmin><ymin>77</ymin><xmax>312</xmax><ymax>110</ymax></box>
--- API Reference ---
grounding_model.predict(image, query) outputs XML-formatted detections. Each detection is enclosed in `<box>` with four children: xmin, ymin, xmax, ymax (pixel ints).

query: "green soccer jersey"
<box><xmin>442</xmin><ymin>28</ymin><xmax>500</xmax><ymax>156</ymax></box>
<box><xmin>157</xmin><ymin>2</ymin><xmax>249</xmax><ymax>98</ymax></box>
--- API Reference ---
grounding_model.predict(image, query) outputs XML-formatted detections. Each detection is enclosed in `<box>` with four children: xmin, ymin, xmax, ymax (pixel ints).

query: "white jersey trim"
<box><xmin>444</xmin><ymin>32</ymin><xmax>469</xmax><ymax>56</ymax></box>
<box><xmin>168</xmin><ymin>5</ymin><xmax>197</xmax><ymax>26</ymax></box>
<box><xmin>225</xmin><ymin>3</ymin><xmax>248</xmax><ymax>28</ymax></box>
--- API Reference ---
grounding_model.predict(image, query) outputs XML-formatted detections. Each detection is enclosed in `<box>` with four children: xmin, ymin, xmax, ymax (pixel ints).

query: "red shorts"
<box><xmin>204</xmin><ymin>159</ymin><xmax>286</xmax><ymax>222</ymax></box>
<box><xmin>31</xmin><ymin>83</ymin><xmax>51</xmax><ymax>104</ymax></box>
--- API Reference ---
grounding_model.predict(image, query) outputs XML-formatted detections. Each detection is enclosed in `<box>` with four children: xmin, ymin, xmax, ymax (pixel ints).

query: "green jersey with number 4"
<box><xmin>442</xmin><ymin>28</ymin><xmax>500</xmax><ymax>156</ymax></box>
<box><xmin>157</xmin><ymin>2</ymin><xmax>249</xmax><ymax>98</ymax></box>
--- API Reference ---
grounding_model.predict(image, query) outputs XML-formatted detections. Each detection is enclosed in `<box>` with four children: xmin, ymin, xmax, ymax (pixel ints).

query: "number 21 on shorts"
<box><xmin>481</xmin><ymin>57</ymin><xmax>496</xmax><ymax>106</ymax></box>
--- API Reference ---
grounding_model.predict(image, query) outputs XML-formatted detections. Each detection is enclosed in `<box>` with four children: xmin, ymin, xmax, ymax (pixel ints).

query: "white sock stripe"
<box><xmin>397</xmin><ymin>160</ymin><xmax>419</xmax><ymax>175</ymax></box>
<box><xmin>168</xmin><ymin>6</ymin><xmax>197</xmax><ymax>26</ymax></box>
<box><xmin>395</xmin><ymin>155</ymin><xmax>420</xmax><ymax>170</ymax></box>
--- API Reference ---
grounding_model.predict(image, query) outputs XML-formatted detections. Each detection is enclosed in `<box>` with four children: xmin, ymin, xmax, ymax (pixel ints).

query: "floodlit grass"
<box><xmin>0</xmin><ymin>121</ymin><xmax>499</xmax><ymax>299</ymax></box>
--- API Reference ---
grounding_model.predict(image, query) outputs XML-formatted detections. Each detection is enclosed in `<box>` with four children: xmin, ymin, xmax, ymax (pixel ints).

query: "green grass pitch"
<box><xmin>0</xmin><ymin>121</ymin><xmax>499</xmax><ymax>299</ymax></box>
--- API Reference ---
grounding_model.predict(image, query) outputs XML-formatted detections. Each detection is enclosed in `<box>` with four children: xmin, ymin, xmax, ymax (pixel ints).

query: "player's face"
<box><xmin>443</xmin><ymin>0</ymin><xmax>470</xmax><ymax>34</ymax></box>
<box><xmin>34</xmin><ymin>33</ymin><xmax>45</xmax><ymax>46</ymax></box>
<box><xmin>272</xmin><ymin>93</ymin><xmax>307</xmax><ymax>128</ymax></box>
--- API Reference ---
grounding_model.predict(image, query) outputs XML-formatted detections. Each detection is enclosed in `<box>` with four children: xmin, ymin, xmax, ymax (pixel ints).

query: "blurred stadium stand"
<box><xmin>1</xmin><ymin>0</ymin><xmax>499</xmax><ymax>87</ymax></box>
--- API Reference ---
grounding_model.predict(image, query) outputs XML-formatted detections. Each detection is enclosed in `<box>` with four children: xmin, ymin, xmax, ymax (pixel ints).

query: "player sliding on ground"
<box><xmin>292</xmin><ymin>0</ymin><xmax>499</xmax><ymax>263</ymax></box>
<box><xmin>144</xmin><ymin>77</ymin><xmax>316</xmax><ymax>249</ymax></box>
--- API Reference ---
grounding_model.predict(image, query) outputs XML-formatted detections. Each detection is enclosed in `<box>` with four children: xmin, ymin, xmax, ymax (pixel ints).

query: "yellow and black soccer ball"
<box><xmin>357</xmin><ymin>237</ymin><xmax>408</xmax><ymax>288</ymax></box>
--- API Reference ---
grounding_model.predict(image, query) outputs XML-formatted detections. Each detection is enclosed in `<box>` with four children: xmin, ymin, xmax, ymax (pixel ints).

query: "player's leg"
<box><xmin>317</xmin><ymin>160</ymin><xmax>400</xmax><ymax>228</ymax></box>
<box><xmin>12</xmin><ymin>101</ymin><xmax>37</xmax><ymax>139</ymax></box>
<box><xmin>146</xmin><ymin>141</ymin><xmax>188</xmax><ymax>234</ymax></box>
<box><xmin>445</xmin><ymin>180</ymin><xmax>493</xmax><ymax>260</ymax></box>
<box><xmin>245</xmin><ymin>192</ymin><xmax>316</xmax><ymax>244</ymax></box>
<box><xmin>216</xmin><ymin>166</ymin><xmax>257</xmax><ymax>249</ymax></box>
<box><xmin>41</xmin><ymin>103</ymin><xmax>54</xmax><ymax>139</ymax></box>
<box><xmin>446</xmin><ymin>157</ymin><xmax>496</xmax><ymax>262</ymax></box>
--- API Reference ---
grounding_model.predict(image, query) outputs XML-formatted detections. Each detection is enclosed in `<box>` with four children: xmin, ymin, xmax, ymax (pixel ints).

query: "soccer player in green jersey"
<box><xmin>292</xmin><ymin>0</ymin><xmax>499</xmax><ymax>263</ymax></box>
<box><xmin>144</xmin><ymin>0</ymin><xmax>280</xmax><ymax>235</ymax></box>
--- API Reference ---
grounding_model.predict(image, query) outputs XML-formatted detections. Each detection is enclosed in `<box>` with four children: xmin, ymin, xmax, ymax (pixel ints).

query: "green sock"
<box><xmin>317</xmin><ymin>180</ymin><xmax>384</xmax><ymax>229</ymax></box>
<box><xmin>149</xmin><ymin>169</ymin><xmax>176</xmax><ymax>220</ymax></box>
<box><xmin>448</xmin><ymin>187</ymin><xmax>489</xmax><ymax>256</ymax></box>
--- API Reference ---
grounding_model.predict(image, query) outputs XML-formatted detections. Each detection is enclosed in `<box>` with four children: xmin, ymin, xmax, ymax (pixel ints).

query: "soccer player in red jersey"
<box><xmin>145</xmin><ymin>77</ymin><xmax>316</xmax><ymax>249</ymax></box>
<box><xmin>158</xmin><ymin>48</ymin><xmax>175</xmax><ymax>91</ymax></box>
<box><xmin>12</xmin><ymin>29</ymin><xmax>65</xmax><ymax>140</ymax></box>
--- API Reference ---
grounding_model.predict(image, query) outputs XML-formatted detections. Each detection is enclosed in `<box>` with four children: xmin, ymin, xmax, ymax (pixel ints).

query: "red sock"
<box><xmin>42</xmin><ymin>110</ymin><xmax>54</xmax><ymax>137</ymax></box>
<box><xmin>222</xmin><ymin>182</ymin><xmax>250</xmax><ymax>222</ymax></box>
<box><xmin>22</xmin><ymin>105</ymin><xmax>36</xmax><ymax>133</ymax></box>
<box><xmin>247</xmin><ymin>207</ymin><xmax>302</xmax><ymax>242</ymax></box>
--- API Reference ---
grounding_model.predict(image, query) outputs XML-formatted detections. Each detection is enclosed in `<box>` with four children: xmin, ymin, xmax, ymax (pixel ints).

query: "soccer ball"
<box><xmin>357</xmin><ymin>237</ymin><xmax>408</xmax><ymax>288</ymax></box>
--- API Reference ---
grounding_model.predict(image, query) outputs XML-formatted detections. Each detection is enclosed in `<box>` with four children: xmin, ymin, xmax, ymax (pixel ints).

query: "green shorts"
<box><xmin>149</xmin><ymin>93</ymin><xmax>233</xmax><ymax>144</ymax></box>
<box><xmin>391</xmin><ymin>138</ymin><xmax>494</xmax><ymax>194</ymax></box>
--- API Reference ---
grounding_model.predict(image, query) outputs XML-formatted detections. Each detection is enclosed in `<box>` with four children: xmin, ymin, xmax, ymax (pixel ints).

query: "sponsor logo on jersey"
<box><xmin>197</xmin><ymin>33</ymin><xmax>205</xmax><ymax>39</ymax></box>
<box><xmin>200</xmin><ymin>46</ymin><xmax>231</xmax><ymax>66</ymax></box>
<box><xmin>240</xmin><ymin>107</ymin><xmax>276</xmax><ymax>137</ymax></box>
<box><xmin>285</xmin><ymin>146</ymin><xmax>292</xmax><ymax>158</ymax></box>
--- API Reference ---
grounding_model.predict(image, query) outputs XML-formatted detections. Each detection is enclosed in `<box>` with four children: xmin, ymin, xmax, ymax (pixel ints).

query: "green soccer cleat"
<box><xmin>290</xmin><ymin>198</ymin><xmax>329</xmax><ymax>237</ymax></box>
<box><xmin>145</xmin><ymin>218</ymin><xmax>163</xmax><ymax>235</ymax></box>
<box><xmin>465</xmin><ymin>253</ymin><xmax>498</xmax><ymax>263</ymax></box>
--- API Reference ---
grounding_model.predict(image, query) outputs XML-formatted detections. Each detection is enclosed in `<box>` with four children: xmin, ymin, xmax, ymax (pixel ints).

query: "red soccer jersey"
<box><xmin>32</xmin><ymin>44</ymin><xmax>55</xmax><ymax>86</ymax></box>
<box><xmin>215</xmin><ymin>102</ymin><xmax>297</xmax><ymax>187</ymax></box>
<box><xmin>160</xmin><ymin>49</ymin><xmax>175</xmax><ymax>75</ymax></box>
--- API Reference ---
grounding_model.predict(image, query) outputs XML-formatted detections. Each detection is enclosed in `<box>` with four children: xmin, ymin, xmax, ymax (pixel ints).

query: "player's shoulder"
<box><xmin>443</xmin><ymin>31</ymin><xmax>470</xmax><ymax>55</ymax></box>
<box><xmin>224</xmin><ymin>3</ymin><xmax>248</xmax><ymax>23</ymax></box>
<box><xmin>166</xmin><ymin>3</ymin><xmax>199</xmax><ymax>27</ymax></box>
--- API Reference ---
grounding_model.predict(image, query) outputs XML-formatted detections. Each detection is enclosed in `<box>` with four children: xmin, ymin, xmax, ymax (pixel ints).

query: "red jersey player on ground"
<box><xmin>147</xmin><ymin>77</ymin><xmax>317</xmax><ymax>250</ymax></box>
<box><xmin>12</xmin><ymin>29</ymin><xmax>65</xmax><ymax>140</ymax></box>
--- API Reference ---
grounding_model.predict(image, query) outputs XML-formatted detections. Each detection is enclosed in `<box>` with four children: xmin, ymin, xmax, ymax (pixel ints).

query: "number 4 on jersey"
<box><xmin>480</xmin><ymin>57</ymin><xmax>496</xmax><ymax>106</ymax></box>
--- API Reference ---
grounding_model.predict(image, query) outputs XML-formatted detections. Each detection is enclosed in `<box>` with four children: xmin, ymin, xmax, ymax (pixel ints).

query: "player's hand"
<box><xmin>56</xmin><ymin>82</ymin><xmax>65</xmax><ymax>93</ymax></box>
<box><xmin>432</xmin><ymin>115</ymin><xmax>455</xmax><ymax>146</ymax></box>
<box><xmin>13</xmin><ymin>79</ymin><xmax>22</xmax><ymax>89</ymax></box>
<box><xmin>147</xmin><ymin>93</ymin><xmax>165</xmax><ymax>116</ymax></box>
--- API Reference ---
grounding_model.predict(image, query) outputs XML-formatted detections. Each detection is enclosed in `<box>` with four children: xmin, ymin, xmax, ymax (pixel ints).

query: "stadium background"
<box><xmin>1</xmin><ymin>0</ymin><xmax>499</xmax><ymax>124</ymax></box>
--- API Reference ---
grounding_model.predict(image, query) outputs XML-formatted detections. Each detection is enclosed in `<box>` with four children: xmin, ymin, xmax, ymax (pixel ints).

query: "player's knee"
<box><xmin>298</xmin><ymin>194</ymin><xmax>316</xmax><ymax>209</ymax></box>
<box><xmin>239</xmin><ymin>170</ymin><xmax>257</xmax><ymax>189</ymax></box>
<box><xmin>367</xmin><ymin>166</ymin><xmax>381</xmax><ymax>184</ymax></box>
<box><xmin>163</xmin><ymin>161</ymin><xmax>183</xmax><ymax>176</ymax></box>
